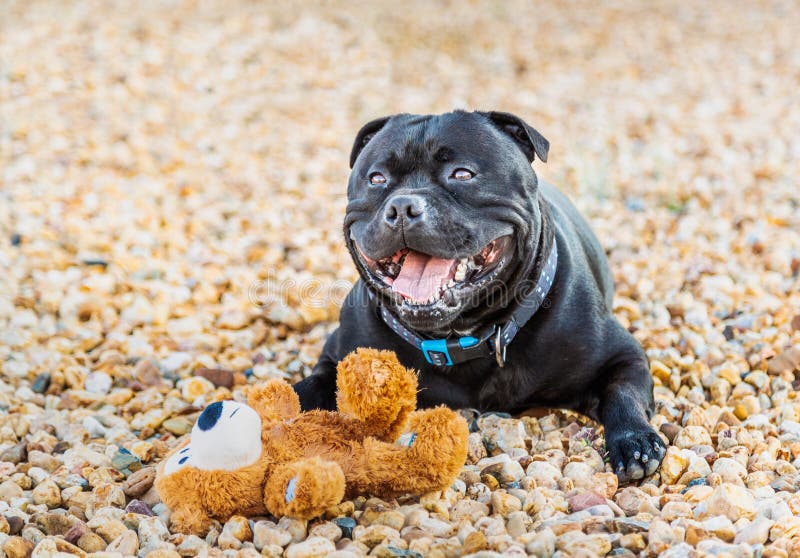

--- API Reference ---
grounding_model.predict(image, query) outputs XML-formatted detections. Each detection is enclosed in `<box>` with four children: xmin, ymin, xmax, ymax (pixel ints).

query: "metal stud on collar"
<box><xmin>494</xmin><ymin>327</ymin><xmax>507</xmax><ymax>368</ymax></box>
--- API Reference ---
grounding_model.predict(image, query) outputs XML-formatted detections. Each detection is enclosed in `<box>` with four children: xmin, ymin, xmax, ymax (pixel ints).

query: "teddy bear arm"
<box><xmin>247</xmin><ymin>379</ymin><xmax>301</xmax><ymax>424</ymax></box>
<box><xmin>263</xmin><ymin>457</ymin><xmax>346</xmax><ymax>519</ymax></box>
<box><xmin>335</xmin><ymin>348</ymin><xmax>418</xmax><ymax>442</ymax></box>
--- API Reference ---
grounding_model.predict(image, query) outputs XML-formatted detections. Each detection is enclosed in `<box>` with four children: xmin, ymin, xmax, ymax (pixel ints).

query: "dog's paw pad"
<box><xmin>285</xmin><ymin>476</ymin><xmax>298</xmax><ymax>503</ymax></box>
<box><xmin>608</xmin><ymin>426</ymin><xmax>667</xmax><ymax>483</ymax></box>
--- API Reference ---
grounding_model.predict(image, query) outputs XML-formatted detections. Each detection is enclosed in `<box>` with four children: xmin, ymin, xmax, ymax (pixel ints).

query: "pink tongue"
<box><xmin>392</xmin><ymin>252</ymin><xmax>455</xmax><ymax>301</ymax></box>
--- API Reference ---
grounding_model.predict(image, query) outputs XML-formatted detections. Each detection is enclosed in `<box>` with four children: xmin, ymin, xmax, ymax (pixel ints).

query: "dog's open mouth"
<box><xmin>355</xmin><ymin>235</ymin><xmax>513</xmax><ymax>306</ymax></box>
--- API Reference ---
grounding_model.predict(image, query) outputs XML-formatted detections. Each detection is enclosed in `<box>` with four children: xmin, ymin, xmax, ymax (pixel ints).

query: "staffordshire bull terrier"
<box><xmin>293</xmin><ymin>110</ymin><xmax>666</xmax><ymax>481</ymax></box>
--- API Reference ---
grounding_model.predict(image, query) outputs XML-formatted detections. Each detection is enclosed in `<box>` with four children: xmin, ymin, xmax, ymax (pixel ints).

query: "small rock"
<box><xmin>194</xmin><ymin>368</ymin><xmax>235</xmax><ymax>388</ymax></box>
<box><xmin>31</xmin><ymin>537</ymin><xmax>86</xmax><ymax>558</ymax></box>
<box><xmin>647</xmin><ymin>519</ymin><xmax>684</xmax><ymax>555</ymax></box>
<box><xmin>218</xmin><ymin>515</ymin><xmax>252</xmax><ymax>549</ymax></box>
<box><xmin>619</xmin><ymin>533</ymin><xmax>646</xmax><ymax>552</ymax></box>
<box><xmin>162</xmin><ymin>417</ymin><xmax>193</xmax><ymax>436</ymax></box>
<box><xmin>4</xmin><ymin>536</ymin><xmax>35</xmax><ymax>558</ymax></box>
<box><xmin>308</xmin><ymin>522</ymin><xmax>342</xmax><ymax>542</ymax></box>
<box><xmin>706</xmin><ymin>483</ymin><xmax>757</xmax><ymax>521</ymax></box>
<box><xmin>112</xmin><ymin>448</ymin><xmax>141</xmax><ymax>472</ymax></box>
<box><xmin>85</xmin><ymin>371</ymin><xmax>112</xmax><ymax>394</ymax></box>
<box><xmin>133</xmin><ymin>359</ymin><xmax>164</xmax><ymax>386</ymax></box>
<box><xmin>525</xmin><ymin>528</ymin><xmax>556</xmax><ymax>558</ymax></box>
<box><xmin>734</xmin><ymin>515</ymin><xmax>772</xmax><ymax>545</ymax></box>
<box><xmin>27</xmin><ymin>450</ymin><xmax>61</xmax><ymax>472</ymax></box>
<box><xmin>32</xmin><ymin>479</ymin><xmax>62</xmax><ymax>508</ymax></box>
<box><xmin>76</xmin><ymin>532</ymin><xmax>107</xmax><ymax>553</ymax></box>
<box><xmin>0</xmin><ymin>442</ymin><xmax>27</xmax><ymax>465</ymax></box>
<box><xmin>702</xmin><ymin>515</ymin><xmax>735</xmax><ymax>541</ymax></box>
<box><xmin>568</xmin><ymin>491</ymin><xmax>606</xmax><ymax>513</ymax></box>
<box><xmin>525</xmin><ymin>461</ymin><xmax>562</xmax><ymax>488</ymax></box>
<box><xmin>180</xmin><ymin>376</ymin><xmax>215</xmax><ymax>402</ymax></box>
<box><xmin>31</xmin><ymin>373</ymin><xmax>51</xmax><ymax>394</ymax></box>
<box><xmin>138</xmin><ymin>516</ymin><xmax>170</xmax><ymax>548</ymax></box>
<box><xmin>490</xmin><ymin>491</ymin><xmax>522</xmax><ymax>517</ymax></box>
<box><xmin>467</xmin><ymin>432</ymin><xmax>487</xmax><ymax>463</ymax></box>
<box><xmin>7</xmin><ymin>515</ymin><xmax>25</xmax><ymax>536</ymax></box>
<box><xmin>479</xmin><ymin>455</ymin><xmax>525</xmax><ymax>484</ymax></box>
<box><xmin>126</xmin><ymin>499</ymin><xmax>155</xmax><ymax>516</ymax></box>
<box><xmin>0</xmin><ymin>480</ymin><xmax>24</xmax><ymax>502</ymax></box>
<box><xmin>123</xmin><ymin>467</ymin><xmax>156</xmax><ymax>497</ymax></box>
<box><xmin>106</xmin><ymin>529</ymin><xmax>139</xmax><ymax>555</ymax></box>
<box><xmin>615</xmin><ymin>487</ymin><xmax>658</xmax><ymax>516</ymax></box>
<box><xmin>659</xmin><ymin>446</ymin><xmax>689</xmax><ymax>484</ymax></box>
<box><xmin>63</xmin><ymin>521</ymin><xmax>89</xmax><ymax>543</ymax></box>
<box><xmin>461</xmin><ymin>530</ymin><xmax>488</xmax><ymax>554</ymax></box>
<box><xmin>38</xmin><ymin>512</ymin><xmax>74</xmax><ymax>536</ymax></box>
<box><xmin>332</xmin><ymin>517</ymin><xmax>356</xmax><ymax>540</ymax></box>
<box><xmin>673</xmin><ymin>425</ymin><xmax>712</xmax><ymax>448</ymax></box>
<box><xmin>276</xmin><ymin>517</ymin><xmax>308</xmax><ymax>543</ymax></box>
<box><xmin>285</xmin><ymin>536</ymin><xmax>336</xmax><ymax>558</ymax></box>
<box><xmin>176</xmin><ymin>534</ymin><xmax>206</xmax><ymax>555</ymax></box>
<box><xmin>92</xmin><ymin>518</ymin><xmax>128</xmax><ymax>543</ymax></box>
<box><xmin>354</xmin><ymin>524</ymin><xmax>400</xmax><ymax>548</ymax></box>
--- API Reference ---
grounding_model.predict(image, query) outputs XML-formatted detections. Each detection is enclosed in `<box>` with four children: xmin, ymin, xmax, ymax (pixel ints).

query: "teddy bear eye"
<box><xmin>451</xmin><ymin>168</ymin><xmax>474</xmax><ymax>181</ymax></box>
<box><xmin>369</xmin><ymin>172</ymin><xmax>387</xmax><ymax>186</ymax></box>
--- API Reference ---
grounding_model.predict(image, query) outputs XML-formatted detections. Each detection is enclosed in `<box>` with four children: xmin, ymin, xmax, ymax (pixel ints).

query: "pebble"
<box><xmin>706</xmin><ymin>483</ymin><xmax>757</xmax><ymax>521</ymax></box>
<box><xmin>332</xmin><ymin>517</ymin><xmax>357</xmax><ymax>540</ymax></box>
<box><xmin>734</xmin><ymin>515</ymin><xmax>773</xmax><ymax>545</ymax></box>
<box><xmin>32</xmin><ymin>479</ymin><xmax>62</xmax><ymax>508</ymax></box>
<box><xmin>123</xmin><ymin>467</ymin><xmax>156</xmax><ymax>498</ymax></box>
<box><xmin>85</xmin><ymin>372</ymin><xmax>113</xmax><ymax>395</ymax></box>
<box><xmin>3</xmin><ymin>536</ymin><xmax>35</xmax><ymax>558</ymax></box>
<box><xmin>194</xmin><ymin>368</ymin><xmax>236</xmax><ymax>389</ymax></box>
<box><xmin>106</xmin><ymin>529</ymin><xmax>139</xmax><ymax>555</ymax></box>
<box><xmin>285</xmin><ymin>536</ymin><xmax>336</xmax><ymax>558</ymax></box>
<box><xmin>218</xmin><ymin>515</ymin><xmax>252</xmax><ymax>549</ymax></box>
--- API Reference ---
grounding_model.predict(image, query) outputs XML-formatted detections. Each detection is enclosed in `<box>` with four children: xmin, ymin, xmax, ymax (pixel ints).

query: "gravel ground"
<box><xmin>2</xmin><ymin>1</ymin><xmax>800</xmax><ymax>557</ymax></box>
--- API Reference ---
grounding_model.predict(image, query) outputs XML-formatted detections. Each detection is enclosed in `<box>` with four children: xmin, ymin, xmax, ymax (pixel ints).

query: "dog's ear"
<box><xmin>349</xmin><ymin>116</ymin><xmax>391</xmax><ymax>168</ymax></box>
<box><xmin>484</xmin><ymin>111</ymin><xmax>549</xmax><ymax>163</ymax></box>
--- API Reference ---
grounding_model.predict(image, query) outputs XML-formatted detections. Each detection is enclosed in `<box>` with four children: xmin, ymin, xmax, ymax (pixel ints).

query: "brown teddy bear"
<box><xmin>155</xmin><ymin>348</ymin><xmax>469</xmax><ymax>534</ymax></box>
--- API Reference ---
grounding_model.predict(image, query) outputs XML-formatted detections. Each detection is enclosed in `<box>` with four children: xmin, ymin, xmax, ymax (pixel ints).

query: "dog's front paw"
<box><xmin>606</xmin><ymin>424</ymin><xmax>667</xmax><ymax>483</ymax></box>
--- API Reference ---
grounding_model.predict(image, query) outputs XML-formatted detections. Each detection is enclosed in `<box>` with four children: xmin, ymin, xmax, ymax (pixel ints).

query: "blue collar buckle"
<box><xmin>420</xmin><ymin>329</ymin><xmax>494</xmax><ymax>366</ymax></box>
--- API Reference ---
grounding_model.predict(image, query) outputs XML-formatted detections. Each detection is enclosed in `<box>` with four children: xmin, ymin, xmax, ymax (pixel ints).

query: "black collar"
<box><xmin>371</xmin><ymin>206</ymin><xmax>558</xmax><ymax>367</ymax></box>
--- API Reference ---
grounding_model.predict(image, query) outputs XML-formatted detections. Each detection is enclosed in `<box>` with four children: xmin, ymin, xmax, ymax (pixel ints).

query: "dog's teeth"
<box><xmin>454</xmin><ymin>260</ymin><xmax>468</xmax><ymax>281</ymax></box>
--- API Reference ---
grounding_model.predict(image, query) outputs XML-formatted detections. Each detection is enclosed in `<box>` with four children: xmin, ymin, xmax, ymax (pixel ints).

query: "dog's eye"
<box><xmin>451</xmin><ymin>168</ymin><xmax>474</xmax><ymax>181</ymax></box>
<box><xmin>369</xmin><ymin>172</ymin><xmax>387</xmax><ymax>186</ymax></box>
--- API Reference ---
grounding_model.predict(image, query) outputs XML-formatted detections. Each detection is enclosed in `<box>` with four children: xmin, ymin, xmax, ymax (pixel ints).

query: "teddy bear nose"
<box><xmin>197</xmin><ymin>401</ymin><xmax>223</xmax><ymax>431</ymax></box>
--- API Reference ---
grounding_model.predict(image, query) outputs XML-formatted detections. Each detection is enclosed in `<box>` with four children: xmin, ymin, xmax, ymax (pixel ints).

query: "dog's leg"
<box><xmin>293</xmin><ymin>357</ymin><xmax>338</xmax><ymax>411</ymax></box>
<box><xmin>598</xmin><ymin>330</ymin><xmax>667</xmax><ymax>483</ymax></box>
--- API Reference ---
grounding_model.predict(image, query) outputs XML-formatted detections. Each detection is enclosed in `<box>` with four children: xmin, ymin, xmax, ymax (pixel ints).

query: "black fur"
<box><xmin>294</xmin><ymin>110</ymin><xmax>666</xmax><ymax>481</ymax></box>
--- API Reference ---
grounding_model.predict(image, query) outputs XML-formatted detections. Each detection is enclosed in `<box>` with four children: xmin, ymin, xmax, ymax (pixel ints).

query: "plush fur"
<box><xmin>155</xmin><ymin>348</ymin><xmax>469</xmax><ymax>534</ymax></box>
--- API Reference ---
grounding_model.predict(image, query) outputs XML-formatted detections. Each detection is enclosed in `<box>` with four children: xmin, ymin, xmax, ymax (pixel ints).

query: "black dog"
<box><xmin>293</xmin><ymin>111</ymin><xmax>666</xmax><ymax>481</ymax></box>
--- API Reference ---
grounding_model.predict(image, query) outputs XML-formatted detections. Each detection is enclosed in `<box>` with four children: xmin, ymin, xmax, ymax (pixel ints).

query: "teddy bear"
<box><xmin>155</xmin><ymin>348</ymin><xmax>469</xmax><ymax>534</ymax></box>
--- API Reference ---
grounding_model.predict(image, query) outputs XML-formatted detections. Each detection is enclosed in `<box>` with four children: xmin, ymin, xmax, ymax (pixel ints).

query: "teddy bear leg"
<box><xmin>335</xmin><ymin>348</ymin><xmax>418</xmax><ymax>441</ymax></box>
<box><xmin>264</xmin><ymin>457</ymin><xmax>346</xmax><ymax>520</ymax></box>
<box><xmin>169</xmin><ymin>506</ymin><xmax>214</xmax><ymax>536</ymax></box>
<box><xmin>358</xmin><ymin>406</ymin><xmax>469</xmax><ymax>497</ymax></box>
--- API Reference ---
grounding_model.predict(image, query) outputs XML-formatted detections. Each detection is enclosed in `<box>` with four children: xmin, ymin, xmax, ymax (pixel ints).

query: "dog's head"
<box><xmin>344</xmin><ymin>110</ymin><xmax>549</xmax><ymax>334</ymax></box>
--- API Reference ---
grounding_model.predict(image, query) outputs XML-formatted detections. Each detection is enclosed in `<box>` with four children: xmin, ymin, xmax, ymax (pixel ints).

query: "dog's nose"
<box><xmin>383</xmin><ymin>195</ymin><xmax>425</xmax><ymax>228</ymax></box>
